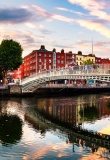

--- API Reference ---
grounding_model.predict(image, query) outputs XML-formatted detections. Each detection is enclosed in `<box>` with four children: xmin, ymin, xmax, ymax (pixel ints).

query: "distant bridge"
<box><xmin>21</xmin><ymin>64</ymin><xmax>110</xmax><ymax>93</ymax></box>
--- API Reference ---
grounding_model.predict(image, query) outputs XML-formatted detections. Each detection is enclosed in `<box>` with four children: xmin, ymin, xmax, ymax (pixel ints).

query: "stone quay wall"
<box><xmin>9</xmin><ymin>85</ymin><xmax>22</xmax><ymax>95</ymax></box>
<box><xmin>0</xmin><ymin>85</ymin><xmax>23</xmax><ymax>97</ymax></box>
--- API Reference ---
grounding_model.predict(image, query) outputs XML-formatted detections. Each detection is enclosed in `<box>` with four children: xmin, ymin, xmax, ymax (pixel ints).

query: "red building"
<box><xmin>101</xmin><ymin>58</ymin><xmax>110</xmax><ymax>64</ymax></box>
<box><xmin>14</xmin><ymin>63</ymin><xmax>24</xmax><ymax>79</ymax></box>
<box><xmin>95</xmin><ymin>57</ymin><xmax>102</xmax><ymax>64</ymax></box>
<box><xmin>95</xmin><ymin>57</ymin><xmax>110</xmax><ymax>65</ymax></box>
<box><xmin>14</xmin><ymin>45</ymin><xmax>110</xmax><ymax>80</ymax></box>
<box><xmin>14</xmin><ymin>45</ymin><xmax>76</xmax><ymax>79</ymax></box>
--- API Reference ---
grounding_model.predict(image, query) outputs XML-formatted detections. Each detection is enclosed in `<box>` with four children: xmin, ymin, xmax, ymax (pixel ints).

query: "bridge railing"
<box><xmin>21</xmin><ymin>64</ymin><xmax>110</xmax><ymax>85</ymax></box>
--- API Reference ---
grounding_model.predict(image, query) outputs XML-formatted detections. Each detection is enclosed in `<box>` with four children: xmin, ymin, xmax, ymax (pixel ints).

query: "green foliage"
<box><xmin>0</xmin><ymin>39</ymin><xmax>23</xmax><ymax>72</ymax></box>
<box><xmin>79</xmin><ymin>105</ymin><xmax>99</xmax><ymax>121</ymax></box>
<box><xmin>0</xmin><ymin>114</ymin><xmax>23</xmax><ymax>146</ymax></box>
<box><xmin>82</xmin><ymin>59</ymin><xmax>94</xmax><ymax>65</ymax></box>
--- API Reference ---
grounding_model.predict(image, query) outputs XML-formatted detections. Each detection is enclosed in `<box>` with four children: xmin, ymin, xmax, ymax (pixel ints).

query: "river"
<box><xmin>0</xmin><ymin>93</ymin><xmax>110</xmax><ymax>160</ymax></box>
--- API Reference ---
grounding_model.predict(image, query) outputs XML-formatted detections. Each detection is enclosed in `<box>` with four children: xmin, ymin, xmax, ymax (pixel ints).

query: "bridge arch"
<box><xmin>21</xmin><ymin>65</ymin><xmax>110</xmax><ymax>92</ymax></box>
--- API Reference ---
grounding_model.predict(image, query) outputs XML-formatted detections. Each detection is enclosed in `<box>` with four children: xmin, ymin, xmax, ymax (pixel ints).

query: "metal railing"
<box><xmin>21</xmin><ymin>64</ymin><xmax>110</xmax><ymax>84</ymax></box>
<box><xmin>21</xmin><ymin>64</ymin><xmax>110</xmax><ymax>91</ymax></box>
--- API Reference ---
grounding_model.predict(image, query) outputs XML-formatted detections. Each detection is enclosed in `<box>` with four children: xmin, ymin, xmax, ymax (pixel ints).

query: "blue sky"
<box><xmin>0</xmin><ymin>0</ymin><xmax>110</xmax><ymax>58</ymax></box>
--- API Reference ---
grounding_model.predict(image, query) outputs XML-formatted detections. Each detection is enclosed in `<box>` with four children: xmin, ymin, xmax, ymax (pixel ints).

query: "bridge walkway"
<box><xmin>21</xmin><ymin>64</ymin><xmax>110</xmax><ymax>92</ymax></box>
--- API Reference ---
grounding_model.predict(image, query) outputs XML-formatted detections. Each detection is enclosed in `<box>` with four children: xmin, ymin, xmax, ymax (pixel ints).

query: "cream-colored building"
<box><xmin>76</xmin><ymin>51</ymin><xmax>95</xmax><ymax>65</ymax></box>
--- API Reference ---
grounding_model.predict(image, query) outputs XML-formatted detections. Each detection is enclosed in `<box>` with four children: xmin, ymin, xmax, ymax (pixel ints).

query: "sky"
<box><xmin>0</xmin><ymin>0</ymin><xmax>110</xmax><ymax>58</ymax></box>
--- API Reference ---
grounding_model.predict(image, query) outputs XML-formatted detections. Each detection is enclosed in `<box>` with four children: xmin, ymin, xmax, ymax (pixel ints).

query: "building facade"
<box><xmin>14</xmin><ymin>45</ymin><xmax>110</xmax><ymax>80</ymax></box>
<box><xmin>14</xmin><ymin>45</ymin><xmax>76</xmax><ymax>79</ymax></box>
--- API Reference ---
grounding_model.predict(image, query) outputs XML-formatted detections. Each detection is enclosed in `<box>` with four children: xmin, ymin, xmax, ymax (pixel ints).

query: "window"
<box><xmin>57</xmin><ymin>60</ymin><xmax>60</xmax><ymax>64</ymax></box>
<box><xmin>44</xmin><ymin>54</ymin><xmax>46</xmax><ymax>57</ymax></box>
<box><xmin>61</xmin><ymin>60</ymin><xmax>64</xmax><ymax>64</ymax></box>
<box><xmin>39</xmin><ymin>53</ymin><xmax>41</xmax><ymax>56</ymax></box>
<box><xmin>49</xmin><ymin>59</ymin><xmax>51</xmax><ymax>63</ymax></box>
<box><xmin>49</xmin><ymin>65</ymin><xmax>51</xmax><ymax>69</ymax></box>
<box><xmin>44</xmin><ymin>63</ymin><xmax>46</xmax><ymax>69</ymax></box>
<box><xmin>44</xmin><ymin>59</ymin><xmax>46</xmax><ymax>63</ymax></box>
<box><xmin>33</xmin><ymin>65</ymin><xmax>36</xmax><ymax>69</ymax></box>
<box><xmin>49</xmin><ymin>54</ymin><xmax>51</xmax><ymax>57</ymax></box>
<box><xmin>39</xmin><ymin>58</ymin><xmax>41</xmax><ymax>62</ymax></box>
<box><xmin>39</xmin><ymin>65</ymin><xmax>41</xmax><ymax>69</ymax></box>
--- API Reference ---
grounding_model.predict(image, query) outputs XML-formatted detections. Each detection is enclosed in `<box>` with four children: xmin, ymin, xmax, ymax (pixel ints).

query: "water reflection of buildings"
<box><xmin>35</xmin><ymin>95</ymin><xmax>110</xmax><ymax>128</ymax></box>
<box><xmin>36</xmin><ymin>98</ymin><xmax>77</xmax><ymax>127</ymax></box>
<box><xmin>98</xmin><ymin>96</ymin><xmax>110</xmax><ymax>117</ymax></box>
<box><xmin>25</xmin><ymin>113</ymin><xmax>46</xmax><ymax>137</ymax></box>
<box><xmin>24</xmin><ymin>106</ymin><xmax>110</xmax><ymax>159</ymax></box>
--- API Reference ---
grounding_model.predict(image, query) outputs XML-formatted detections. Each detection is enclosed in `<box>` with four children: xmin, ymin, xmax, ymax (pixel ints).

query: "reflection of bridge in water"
<box><xmin>21</xmin><ymin>64</ymin><xmax>110</xmax><ymax>93</ymax></box>
<box><xmin>24</xmin><ymin>106</ymin><xmax>110</xmax><ymax>158</ymax></box>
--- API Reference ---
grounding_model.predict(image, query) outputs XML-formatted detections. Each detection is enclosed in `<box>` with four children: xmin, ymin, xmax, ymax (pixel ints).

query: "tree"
<box><xmin>0</xmin><ymin>39</ymin><xmax>23</xmax><ymax>84</ymax></box>
<box><xmin>0</xmin><ymin>114</ymin><xmax>23</xmax><ymax>146</ymax></box>
<box><xmin>82</xmin><ymin>59</ymin><xmax>94</xmax><ymax>65</ymax></box>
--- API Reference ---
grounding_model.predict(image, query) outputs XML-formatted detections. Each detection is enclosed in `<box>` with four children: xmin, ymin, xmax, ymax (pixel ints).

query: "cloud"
<box><xmin>68</xmin><ymin>0</ymin><xmax>105</xmax><ymax>10</ymax></box>
<box><xmin>25</xmin><ymin>23</ymin><xmax>54</xmax><ymax>35</ymax></box>
<box><xmin>0</xmin><ymin>3</ymin><xmax>109</xmax><ymax>58</ymax></box>
<box><xmin>0</xmin><ymin>27</ymin><xmax>45</xmax><ymax>57</ymax></box>
<box><xmin>25</xmin><ymin>23</ymin><xmax>44</xmax><ymax>29</ymax></box>
<box><xmin>30</xmin><ymin>5</ymin><xmax>52</xmax><ymax>19</ymax></box>
<box><xmin>68</xmin><ymin>0</ymin><xmax>110</xmax><ymax>22</ymax></box>
<box><xmin>56</xmin><ymin>7</ymin><xmax>84</xmax><ymax>15</ymax></box>
<box><xmin>52</xmin><ymin>14</ymin><xmax>74</xmax><ymax>23</ymax></box>
<box><xmin>0</xmin><ymin>5</ymin><xmax>52</xmax><ymax>25</ymax></box>
<box><xmin>73</xmin><ymin>39</ymin><xmax>110</xmax><ymax>56</ymax></box>
<box><xmin>0</xmin><ymin>8</ymin><xmax>33</xmax><ymax>24</ymax></box>
<box><xmin>90</xmin><ymin>9</ymin><xmax>110</xmax><ymax>22</ymax></box>
<box><xmin>77</xmin><ymin>19</ymin><xmax>110</xmax><ymax>38</ymax></box>
<box><xmin>95</xmin><ymin>41</ymin><xmax>110</xmax><ymax>47</ymax></box>
<box><xmin>0</xmin><ymin>4</ymin><xmax>109</xmax><ymax>40</ymax></box>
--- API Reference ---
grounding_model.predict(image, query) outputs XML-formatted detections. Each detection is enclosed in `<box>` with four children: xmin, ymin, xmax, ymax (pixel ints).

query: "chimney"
<box><xmin>40</xmin><ymin>45</ymin><xmax>45</xmax><ymax>50</ymax></box>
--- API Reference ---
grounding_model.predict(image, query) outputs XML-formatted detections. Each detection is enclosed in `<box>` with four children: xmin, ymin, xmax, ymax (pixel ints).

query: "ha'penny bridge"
<box><xmin>21</xmin><ymin>64</ymin><xmax>110</xmax><ymax>93</ymax></box>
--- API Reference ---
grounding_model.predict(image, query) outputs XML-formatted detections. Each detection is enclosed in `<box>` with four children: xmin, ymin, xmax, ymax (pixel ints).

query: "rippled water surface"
<box><xmin>0</xmin><ymin>94</ymin><xmax>110</xmax><ymax>160</ymax></box>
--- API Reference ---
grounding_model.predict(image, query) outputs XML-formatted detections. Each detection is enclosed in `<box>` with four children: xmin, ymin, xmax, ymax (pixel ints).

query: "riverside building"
<box><xmin>14</xmin><ymin>45</ymin><xmax>110</xmax><ymax>79</ymax></box>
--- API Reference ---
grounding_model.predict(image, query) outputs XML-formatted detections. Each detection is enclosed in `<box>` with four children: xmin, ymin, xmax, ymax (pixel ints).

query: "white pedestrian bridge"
<box><xmin>21</xmin><ymin>64</ymin><xmax>110</xmax><ymax>93</ymax></box>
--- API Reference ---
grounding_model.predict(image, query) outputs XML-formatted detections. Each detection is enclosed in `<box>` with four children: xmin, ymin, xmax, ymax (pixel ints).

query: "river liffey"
<box><xmin>0</xmin><ymin>93</ymin><xmax>110</xmax><ymax>160</ymax></box>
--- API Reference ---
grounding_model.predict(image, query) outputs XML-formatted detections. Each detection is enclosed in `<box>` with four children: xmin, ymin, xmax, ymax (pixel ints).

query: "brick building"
<box><xmin>14</xmin><ymin>45</ymin><xmax>76</xmax><ymax>79</ymax></box>
<box><xmin>14</xmin><ymin>63</ymin><xmax>24</xmax><ymax>79</ymax></box>
<box><xmin>14</xmin><ymin>45</ymin><xmax>110</xmax><ymax>80</ymax></box>
<box><xmin>95</xmin><ymin>57</ymin><xmax>110</xmax><ymax>65</ymax></box>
